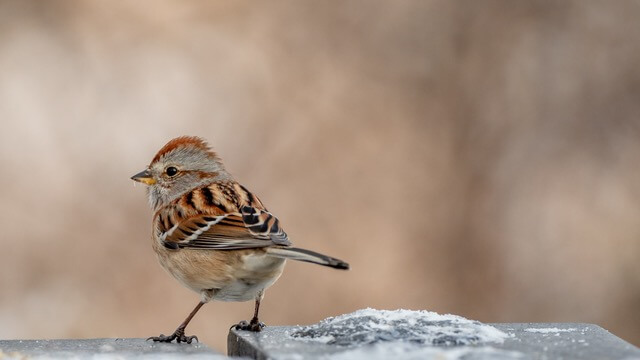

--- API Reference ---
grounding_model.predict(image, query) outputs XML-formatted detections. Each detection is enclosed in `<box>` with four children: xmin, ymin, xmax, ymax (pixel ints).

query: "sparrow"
<box><xmin>131</xmin><ymin>136</ymin><xmax>349</xmax><ymax>343</ymax></box>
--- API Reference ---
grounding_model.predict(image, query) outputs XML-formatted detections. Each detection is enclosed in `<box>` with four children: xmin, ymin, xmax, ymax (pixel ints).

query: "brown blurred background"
<box><xmin>1</xmin><ymin>0</ymin><xmax>639</xmax><ymax>351</ymax></box>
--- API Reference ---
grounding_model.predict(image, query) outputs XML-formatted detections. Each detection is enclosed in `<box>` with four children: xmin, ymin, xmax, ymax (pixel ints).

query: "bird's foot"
<box><xmin>234</xmin><ymin>319</ymin><xmax>265</xmax><ymax>332</ymax></box>
<box><xmin>147</xmin><ymin>327</ymin><xmax>198</xmax><ymax>344</ymax></box>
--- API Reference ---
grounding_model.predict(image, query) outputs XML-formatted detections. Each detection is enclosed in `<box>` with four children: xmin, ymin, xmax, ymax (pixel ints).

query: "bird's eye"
<box><xmin>165</xmin><ymin>166</ymin><xmax>179</xmax><ymax>177</ymax></box>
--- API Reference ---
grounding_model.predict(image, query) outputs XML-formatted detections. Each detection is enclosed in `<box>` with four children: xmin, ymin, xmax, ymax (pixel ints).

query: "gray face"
<box><xmin>145</xmin><ymin>146</ymin><xmax>229</xmax><ymax>209</ymax></box>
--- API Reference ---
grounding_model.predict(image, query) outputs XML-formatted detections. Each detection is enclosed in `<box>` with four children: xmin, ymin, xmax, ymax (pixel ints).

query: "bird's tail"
<box><xmin>266</xmin><ymin>247</ymin><xmax>349</xmax><ymax>270</ymax></box>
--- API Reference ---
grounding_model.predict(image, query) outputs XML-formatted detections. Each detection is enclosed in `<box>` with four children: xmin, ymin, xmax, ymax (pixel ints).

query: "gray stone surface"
<box><xmin>228</xmin><ymin>324</ymin><xmax>640</xmax><ymax>359</ymax></box>
<box><xmin>0</xmin><ymin>338</ymin><xmax>226</xmax><ymax>359</ymax></box>
<box><xmin>496</xmin><ymin>323</ymin><xmax>640</xmax><ymax>360</ymax></box>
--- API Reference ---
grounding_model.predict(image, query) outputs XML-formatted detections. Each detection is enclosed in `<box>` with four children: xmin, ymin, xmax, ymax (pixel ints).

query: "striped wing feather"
<box><xmin>161</xmin><ymin>208</ymin><xmax>290</xmax><ymax>250</ymax></box>
<box><xmin>157</xmin><ymin>182</ymin><xmax>291</xmax><ymax>250</ymax></box>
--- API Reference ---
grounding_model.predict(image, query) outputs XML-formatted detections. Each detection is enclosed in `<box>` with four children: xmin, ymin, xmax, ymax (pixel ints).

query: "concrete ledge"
<box><xmin>0</xmin><ymin>338</ymin><xmax>226</xmax><ymax>359</ymax></box>
<box><xmin>228</xmin><ymin>323</ymin><xmax>640</xmax><ymax>359</ymax></box>
<box><xmin>2</xmin><ymin>321</ymin><xmax>638</xmax><ymax>359</ymax></box>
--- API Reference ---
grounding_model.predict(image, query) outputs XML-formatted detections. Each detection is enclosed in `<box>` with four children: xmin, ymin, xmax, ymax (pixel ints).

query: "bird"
<box><xmin>131</xmin><ymin>136</ymin><xmax>349</xmax><ymax>344</ymax></box>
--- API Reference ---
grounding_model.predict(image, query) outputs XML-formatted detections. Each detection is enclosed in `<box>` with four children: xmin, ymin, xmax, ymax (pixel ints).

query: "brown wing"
<box><xmin>157</xmin><ymin>182</ymin><xmax>290</xmax><ymax>250</ymax></box>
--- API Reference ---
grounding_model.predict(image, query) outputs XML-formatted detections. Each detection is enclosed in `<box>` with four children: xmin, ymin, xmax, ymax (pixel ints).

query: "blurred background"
<box><xmin>1</xmin><ymin>0</ymin><xmax>639</xmax><ymax>351</ymax></box>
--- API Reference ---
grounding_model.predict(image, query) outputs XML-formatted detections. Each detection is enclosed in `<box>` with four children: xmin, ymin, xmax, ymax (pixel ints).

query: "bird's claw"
<box><xmin>234</xmin><ymin>320</ymin><xmax>265</xmax><ymax>332</ymax></box>
<box><xmin>147</xmin><ymin>328</ymin><xmax>198</xmax><ymax>344</ymax></box>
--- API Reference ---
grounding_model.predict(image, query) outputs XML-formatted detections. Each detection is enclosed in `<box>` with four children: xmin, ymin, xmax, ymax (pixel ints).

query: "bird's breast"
<box><xmin>153</xmin><ymin>245</ymin><xmax>286</xmax><ymax>302</ymax></box>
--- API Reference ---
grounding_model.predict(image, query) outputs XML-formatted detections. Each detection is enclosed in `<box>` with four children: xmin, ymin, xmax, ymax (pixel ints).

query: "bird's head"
<box><xmin>131</xmin><ymin>136</ymin><xmax>229</xmax><ymax>209</ymax></box>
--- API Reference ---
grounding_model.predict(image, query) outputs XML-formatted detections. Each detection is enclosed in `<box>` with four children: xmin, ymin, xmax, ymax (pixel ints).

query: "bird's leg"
<box><xmin>235</xmin><ymin>291</ymin><xmax>265</xmax><ymax>332</ymax></box>
<box><xmin>249</xmin><ymin>295</ymin><xmax>264</xmax><ymax>328</ymax></box>
<box><xmin>148</xmin><ymin>301</ymin><xmax>204</xmax><ymax>344</ymax></box>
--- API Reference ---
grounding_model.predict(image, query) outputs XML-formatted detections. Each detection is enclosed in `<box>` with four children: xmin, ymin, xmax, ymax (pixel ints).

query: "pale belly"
<box><xmin>157</xmin><ymin>247</ymin><xmax>286</xmax><ymax>302</ymax></box>
<box><xmin>214</xmin><ymin>276</ymin><xmax>278</xmax><ymax>302</ymax></box>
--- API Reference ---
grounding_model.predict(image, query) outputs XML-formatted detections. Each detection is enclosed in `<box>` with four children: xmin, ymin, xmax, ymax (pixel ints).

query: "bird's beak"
<box><xmin>131</xmin><ymin>169</ymin><xmax>156</xmax><ymax>185</ymax></box>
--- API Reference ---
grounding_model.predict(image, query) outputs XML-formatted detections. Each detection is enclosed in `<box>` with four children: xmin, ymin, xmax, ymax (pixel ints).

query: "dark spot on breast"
<box><xmin>241</xmin><ymin>279</ymin><xmax>257</xmax><ymax>286</ymax></box>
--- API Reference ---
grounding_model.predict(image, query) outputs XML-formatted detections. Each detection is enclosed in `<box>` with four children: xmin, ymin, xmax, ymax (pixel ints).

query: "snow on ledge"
<box><xmin>291</xmin><ymin>308</ymin><xmax>510</xmax><ymax>346</ymax></box>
